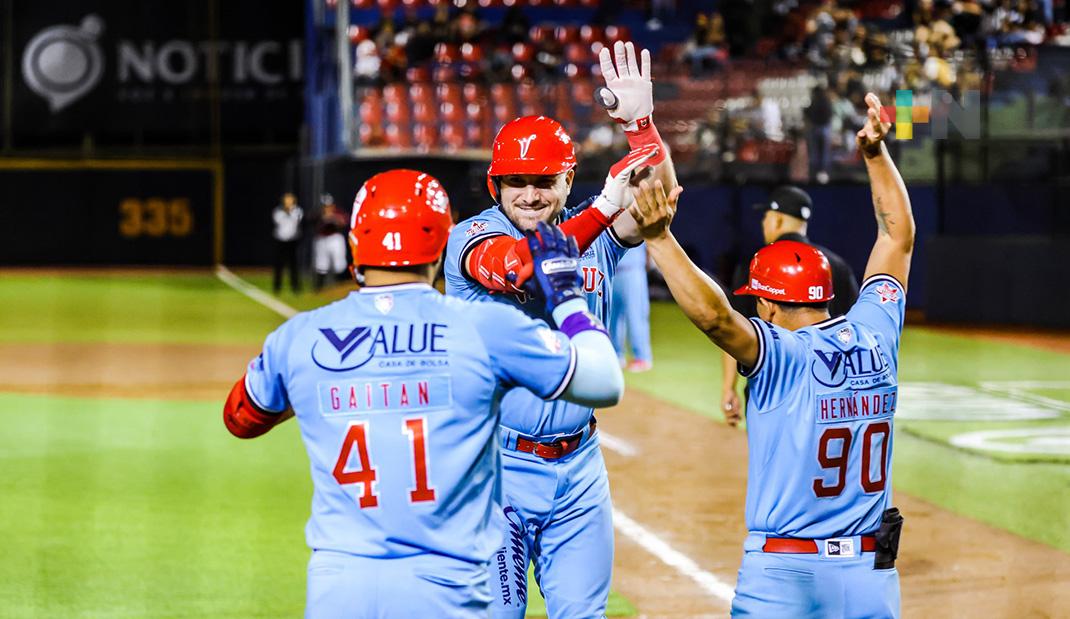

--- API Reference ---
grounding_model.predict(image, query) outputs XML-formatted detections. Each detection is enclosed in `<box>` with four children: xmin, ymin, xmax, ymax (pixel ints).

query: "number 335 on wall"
<box><xmin>119</xmin><ymin>198</ymin><xmax>193</xmax><ymax>238</ymax></box>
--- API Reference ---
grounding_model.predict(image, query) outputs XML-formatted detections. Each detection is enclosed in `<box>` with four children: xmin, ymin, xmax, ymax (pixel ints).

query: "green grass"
<box><xmin>0</xmin><ymin>392</ymin><xmax>310</xmax><ymax>618</ymax></box>
<box><xmin>627</xmin><ymin>301</ymin><xmax>1070</xmax><ymax>553</ymax></box>
<box><xmin>0</xmin><ymin>273</ymin><xmax>281</xmax><ymax>345</ymax></box>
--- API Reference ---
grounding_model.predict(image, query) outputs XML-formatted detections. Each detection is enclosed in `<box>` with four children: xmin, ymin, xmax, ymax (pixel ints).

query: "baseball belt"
<box><xmin>513</xmin><ymin>418</ymin><xmax>597</xmax><ymax>460</ymax></box>
<box><xmin>762</xmin><ymin>535</ymin><xmax>877</xmax><ymax>554</ymax></box>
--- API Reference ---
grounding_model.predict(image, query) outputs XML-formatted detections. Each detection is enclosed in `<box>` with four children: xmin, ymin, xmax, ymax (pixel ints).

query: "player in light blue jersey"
<box><xmin>445</xmin><ymin>41</ymin><xmax>679</xmax><ymax>618</ymax></box>
<box><xmin>627</xmin><ymin>93</ymin><xmax>913</xmax><ymax>618</ymax></box>
<box><xmin>222</xmin><ymin>169</ymin><xmax>624</xmax><ymax>619</ymax></box>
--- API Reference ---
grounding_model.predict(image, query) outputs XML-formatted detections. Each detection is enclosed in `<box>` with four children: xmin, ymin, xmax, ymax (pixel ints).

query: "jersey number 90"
<box><xmin>813</xmin><ymin>421</ymin><xmax>890</xmax><ymax>498</ymax></box>
<box><xmin>332</xmin><ymin>417</ymin><xmax>436</xmax><ymax>508</ymax></box>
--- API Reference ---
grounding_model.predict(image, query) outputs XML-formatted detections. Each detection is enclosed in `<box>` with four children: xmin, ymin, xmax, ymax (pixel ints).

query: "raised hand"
<box><xmin>598</xmin><ymin>41</ymin><xmax>653</xmax><ymax>131</ymax></box>
<box><xmin>627</xmin><ymin>179</ymin><xmax>683</xmax><ymax>241</ymax></box>
<box><xmin>856</xmin><ymin>92</ymin><xmax>891</xmax><ymax>158</ymax></box>
<box><xmin>524</xmin><ymin>222</ymin><xmax>584</xmax><ymax>314</ymax></box>
<box><xmin>594</xmin><ymin>143</ymin><xmax>660</xmax><ymax>216</ymax></box>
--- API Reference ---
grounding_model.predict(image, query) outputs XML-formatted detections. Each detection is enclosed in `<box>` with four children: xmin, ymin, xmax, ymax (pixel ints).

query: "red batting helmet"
<box><xmin>486</xmin><ymin>115</ymin><xmax>577</xmax><ymax>201</ymax></box>
<box><xmin>734</xmin><ymin>240</ymin><xmax>835</xmax><ymax>303</ymax></box>
<box><xmin>349</xmin><ymin>169</ymin><xmax>454</xmax><ymax>268</ymax></box>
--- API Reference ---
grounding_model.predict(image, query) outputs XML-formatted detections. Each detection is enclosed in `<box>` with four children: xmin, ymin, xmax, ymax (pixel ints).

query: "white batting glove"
<box><xmin>592</xmin><ymin>143</ymin><xmax>660</xmax><ymax>218</ymax></box>
<box><xmin>598</xmin><ymin>41</ymin><xmax>653</xmax><ymax>132</ymax></box>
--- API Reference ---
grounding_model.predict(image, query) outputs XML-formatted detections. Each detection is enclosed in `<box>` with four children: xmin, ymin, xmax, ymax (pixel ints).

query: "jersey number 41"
<box><xmin>332</xmin><ymin>417</ymin><xmax>436</xmax><ymax>508</ymax></box>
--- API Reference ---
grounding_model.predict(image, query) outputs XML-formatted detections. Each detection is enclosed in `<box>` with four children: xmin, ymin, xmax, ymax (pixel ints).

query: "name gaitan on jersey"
<box><xmin>741</xmin><ymin>275</ymin><xmax>907</xmax><ymax>539</ymax></box>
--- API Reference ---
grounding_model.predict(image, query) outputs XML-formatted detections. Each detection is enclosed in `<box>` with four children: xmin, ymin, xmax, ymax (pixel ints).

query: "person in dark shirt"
<box><xmin>720</xmin><ymin>185</ymin><xmax>860</xmax><ymax>421</ymax></box>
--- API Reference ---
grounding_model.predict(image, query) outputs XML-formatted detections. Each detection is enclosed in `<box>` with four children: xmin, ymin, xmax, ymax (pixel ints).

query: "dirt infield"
<box><xmin>4</xmin><ymin>342</ymin><xmax>1069</xmax><ymax>618</ymax></box>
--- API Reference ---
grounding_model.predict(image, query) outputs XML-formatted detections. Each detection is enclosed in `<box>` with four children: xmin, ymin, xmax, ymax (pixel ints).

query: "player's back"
<box><xmin>742</xmin><ymin>275</ymin><xmax>906</xmax><ymax>538</ymax></box>
<box><xmin>251</xmin><ymin>284</ymin><xmax>567</xmax><ymax>564</ymax></box>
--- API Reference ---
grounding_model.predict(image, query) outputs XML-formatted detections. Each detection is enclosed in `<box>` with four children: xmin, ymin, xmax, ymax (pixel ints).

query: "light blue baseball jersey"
<box><xmin>741</xmin><ymin>275</ymin><xmax>907</xmax><ymax>538</ymax></box>
<box><xmin>244</xmin><ymin>283</ymin><xmax>578</xmax><ymax>564</ymax></box>
<box><xmin>444</xmin><ymin>198</ymin><xmax>633</xmax><ymax>436</ymax></box>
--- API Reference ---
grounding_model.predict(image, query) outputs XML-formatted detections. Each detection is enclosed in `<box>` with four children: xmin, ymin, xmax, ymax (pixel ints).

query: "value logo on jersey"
<box><xmin>312</xmin><ymin>323</ymin><xmax>448</xmax><ymax>371</ymax></box>
<box><xmin>811</xmin><ymin>344</ymin><xmax>891</xmax><ymax>388</ymax></box>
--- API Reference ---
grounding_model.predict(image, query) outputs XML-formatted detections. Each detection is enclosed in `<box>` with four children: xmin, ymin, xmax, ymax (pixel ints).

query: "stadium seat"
<box><xmin>463</xmin><ymin>83</ymin><xmax>486</xmax><ymax>104</ymax></box>
<box><xmin>433</xmin><ymin>64</ymin><xmax>457</xmax><ymax>81</ymax></box>
<box><xmin>511</xmin><ymin>42</ymin><xmax>535</xmax><ymax>64</ymax></box>
<box><xmin>580</xmin><ymin>25</ymin><xmax>605</xmax><ymax>44</ymax></box>
<box><xmin>556</xmin><ymin>25</ymin><xmax>581</xmax><ymax>44</ymax></box>
<box><xmin>465</xmin><ymin>101</ymin><xmax>484</xmax><ymax>122</ymax></box>
<box><xmin>440</xmin><ymin>101</ymin><xmax>464</xmax><ymax>123</ymax></box>
<box><xmin>604</xmin><ymin>25</ymin><xmax>630</xmax><ymax>43</ymax></box>
<box><xmin>385</xmin><ymin>100</ymin><xmax>411</xmax><ymax>124</ymax></box>
<box><xmin>465</xmin><ymin>123</ymin><xmax>488</xmax><ymax>148</ymax></box>
<box><xmin>517</xmin><ymin>81</ymin><xmax>540</xmax><ymax>106</ymax></box>
<box><xmin>441</xmin><ymin>121</ymin><xmax>466</xmax><ymax>150</ymax></box>
<box><xmin>410</xmin><ymin>83</ymin><xmax>434</xmax><ymax>104</ymax></box>
<box><xmin>437</xmin><ymin>83</ymin><xmax>463</xmax><ymax>104</ymax></box>
<box><xmin>565</xmin><ymin>42</ymin><xmax>592</xmax><ymax>64</ymax></box>
<box><xmin>460</xmin><ymin>42</ymin><xmax>483</xmax><ymax>64</ymax></box>
<box><xmin>413</xmin><ymin>123</ymin><xmax>439</xmax><ymax>151</ymax></box>
<box><xmin>351</xmin><ymin>0</ymin><xmax>375</xmax><ymax>8</ymax></box>
<box><xmin>383</xmin><ymin>83</ymin><xmax>407</xmax><ymax>103</ymax></box>
<box><xmin>405</xmin><ymin>65</ymin><xmax>431</xmax><ymax>82</ymax></box>
<box><xmin>510</xmin><ymin>64</ymin><xmax>532</xmax><ymax>81</ymax></box>
<box><xmin>376</xmin><ymin>0</ymin><xmax>399</xmax><ymax>10</ymax></box>
<box><xmin>413</xmin><ymin>101</ymin><xmax>437</xmax><ymax>124</ymax></box>
<box><xmin>359</xmin><ymin>99</ymin><xmax>383</xmax><ymax>125</ymax></box>
<box><xmin>564</xmin><ymin>63</ymin><xmax>591</xmax><ymax>78</ymax></box>
<box><xmin>385</xmin><ymin>123</ymin><xmax>413</xmax><ymax>148</ymax></box>
<box><xmin>529</xmin><ymin>25</ymin><xmax>555</xmax><ymax>44</ymax></box>
<box><xmin>435</xmin><ymin>43</ymin><xmax>461</xmax><ymax>64</ymax></box>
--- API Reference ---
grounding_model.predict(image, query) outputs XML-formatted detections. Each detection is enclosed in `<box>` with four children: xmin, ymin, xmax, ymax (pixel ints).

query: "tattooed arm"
<box><xmin>857</xmin><ymin>92</ymin><xmax>915</xmax><ymax>289</ymax></box>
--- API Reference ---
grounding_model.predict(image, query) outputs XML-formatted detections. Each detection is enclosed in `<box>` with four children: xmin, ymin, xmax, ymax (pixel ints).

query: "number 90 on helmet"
<box><xmin>733</xmin><ymin>240</ymin><xmax>835</xmax><ymax>303</ymax></box>
<box><xmin>348</xmin><ymin>169</ymin><xmax>454</xmax><ymax>268</ymax></box>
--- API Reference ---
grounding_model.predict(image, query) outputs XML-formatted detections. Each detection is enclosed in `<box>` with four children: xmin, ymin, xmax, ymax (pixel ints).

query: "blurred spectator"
<box><xmin>313</xmin><ymin>195</ymin><xmax>350</xmax><ymax>292</ymax></box>
<box><xmin>755</xmin><ymin>88</ymin><xmax>785</xmax><ymax>141</ymax></box>
<box><xmin>685</xmin><ymin>12</ymin><xmax>727</xmax><ymax>74</ymax></box>
<box><xmin>804</xmin><ymin>85</ymin><xmax>834</xmax><ymax>183</ymax></box>
<box><xmin>272</xmin><ymin>192</ymin><xmax>303</xmax><ymax>294</ymax></box>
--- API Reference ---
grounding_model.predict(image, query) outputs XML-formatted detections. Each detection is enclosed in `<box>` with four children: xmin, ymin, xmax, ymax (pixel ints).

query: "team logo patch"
<box><xmin>374</xmin><ymin>293</ymin><xmax>394</xmax><ymax>315</ymax></box>
<box><xmin>824</xmin><ymin>538</ymin><xmax>856</xmax><ymax>558</ymax></box>
<box><xmin>876</xmin><ymin>282</ymin><xmax>900</xmax><ymax>304</ymax></box>
<box><xmin>311</xmin><ymin>323</ymin><xmax>448</xmax><ymax>372</ymax></box>
<box><xmin>465</xmin><ymin>221</ymin><xmax>488</xmax><ymax>237</ymax></box>
<box><xmin>836</xmin><ymin>327</ymin><xmax>852</xmax><ymax>344</ymax></box>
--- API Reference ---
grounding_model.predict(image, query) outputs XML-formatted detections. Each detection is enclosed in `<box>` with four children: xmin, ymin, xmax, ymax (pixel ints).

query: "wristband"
<box><xmin>624</xmin><ymin>117</ymin><xmax>668</xmax><ymax>166</ymax></box>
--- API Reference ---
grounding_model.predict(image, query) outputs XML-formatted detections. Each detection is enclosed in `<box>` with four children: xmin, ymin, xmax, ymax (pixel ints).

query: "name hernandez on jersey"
<box><xmin>740</xmin><ymin>275</ymin><xmax>906</xmax><ymax>539</ymax></box>
<box><xmin>243</xmin><ymin>284</ymin><xmax>579</xmax><ymax>563</ymax></box>
<box><xmin>444</xmin><ymin>197</ymin><xmax>635</xmax><ymax>436</ymax></box>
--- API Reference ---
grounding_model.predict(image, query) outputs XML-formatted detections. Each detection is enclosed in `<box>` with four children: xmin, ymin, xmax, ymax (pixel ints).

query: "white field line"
<box><xmin>612</xmin><ymin>508</ymin><xmax>736</xmax><ymax>604</ymax></box>
<box><xmin>215</xmin><ymin>265</ymin><xmax>298</xmax><ymax>318</ymax></box>
<box><xmin>597</xmin><ymin>430</ymin><xmax>639</xmax><ymax>457</ymax></box>
<box><xmin>216</xmin><ymin>266</ymin><xmax>734</xmax><ymax>606</ymax></box>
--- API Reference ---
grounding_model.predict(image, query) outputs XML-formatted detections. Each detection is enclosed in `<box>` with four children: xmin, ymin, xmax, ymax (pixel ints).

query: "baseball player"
<box><xmin>444</xmin><ymin>41</ymin><xmax>678</xmax><ymax>618</ymax></box>
<box><xmin>222</xmin><ymin>169</ymin><xmax>624</xmax><ymax>618</ymax></box>
<box><xmin>627</xmin><ymin>93</ymin><xmax>911</xmax><ymax>618</ymax></box>
<box><xmin>610</xmin><ymin>243</ymin><xmax>653</xmax><ymax>372</ymax></box>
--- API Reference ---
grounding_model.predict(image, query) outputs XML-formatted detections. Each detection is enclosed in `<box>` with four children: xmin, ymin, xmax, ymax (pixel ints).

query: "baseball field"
<box><xmin>2</xmin><ymin>268</ymin><xmax>1068</xmax><ymax>618</ymax></box>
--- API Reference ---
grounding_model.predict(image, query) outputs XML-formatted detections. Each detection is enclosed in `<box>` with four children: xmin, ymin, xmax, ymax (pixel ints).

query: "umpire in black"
<box><xmin>720</xmin><ymin>185</ymin><xmax>860</xmax><ymax>422</ymax></box>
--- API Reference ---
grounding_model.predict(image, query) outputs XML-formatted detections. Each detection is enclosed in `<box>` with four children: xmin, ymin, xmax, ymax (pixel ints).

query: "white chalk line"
<box><xmin>215</xmin><ymin>266</ymin><xmax>735</xmax><ymax>606</ymax></box>
<box><xmin>215</xmin><ymin>265</ymin><xmax>298</xmax><ymax>318</ymax></box>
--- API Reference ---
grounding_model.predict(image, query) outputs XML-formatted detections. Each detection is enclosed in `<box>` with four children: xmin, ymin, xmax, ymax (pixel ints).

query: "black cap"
<box><xmin>753</xmin><ymin>186</ymin><xmax>813</xmax><ymax>221</ymax></box>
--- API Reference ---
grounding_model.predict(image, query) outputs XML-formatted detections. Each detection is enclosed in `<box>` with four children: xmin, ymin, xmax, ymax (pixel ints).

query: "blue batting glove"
<box><xmin>524</xmin><ymin>221</ymin><xmax>584</xmax><ymax>315</ymax></box>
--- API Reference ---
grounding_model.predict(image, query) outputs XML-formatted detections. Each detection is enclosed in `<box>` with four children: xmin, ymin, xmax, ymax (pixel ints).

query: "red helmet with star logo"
<box><xmin>734</xmin><ymin>240</ymin><xmax>835</xmax><ymax>303</ymax></box>
<box><xmin>349</xmin><ymin>169</ymin><xmax>454</xmax><ymax>268</ymax></box>
<box><xmin>486</xmin><ymin>115</ymin><xmax>577</xmax><ymax>201</ymax></box>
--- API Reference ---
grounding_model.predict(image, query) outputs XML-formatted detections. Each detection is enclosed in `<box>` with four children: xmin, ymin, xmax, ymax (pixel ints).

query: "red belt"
<box><xmin>763</xmin><ymin>535</ymin><xmax>877</xmax><ymax>554</ymax></box>
<box><xmin>514</xmin><ymin>419</ymin><xmax>597</xmax><ymax>460</ymax></box>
